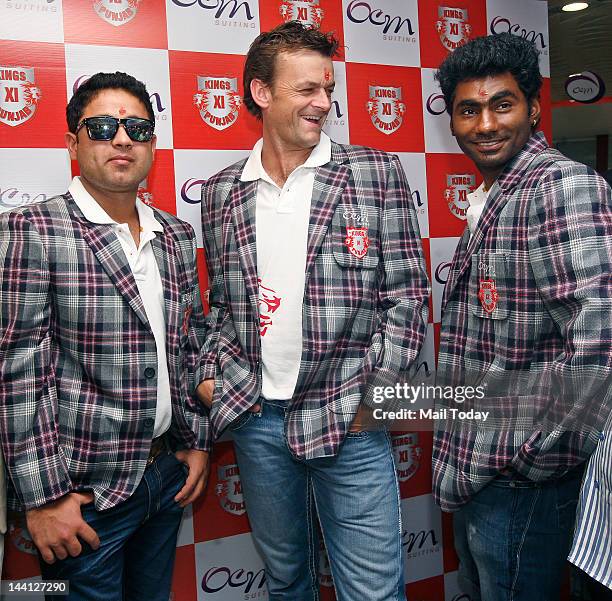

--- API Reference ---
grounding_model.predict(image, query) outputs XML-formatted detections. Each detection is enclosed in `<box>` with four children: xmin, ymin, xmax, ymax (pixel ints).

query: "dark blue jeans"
<box><xmin>453</xmin><ymin>468</ymin><xmax>583</xmax><ymax>601</ymax></box>
<box><xmin>40</xmin><ymin>452</ymin><xmax>187</xmax><ymax>601</ymax></box>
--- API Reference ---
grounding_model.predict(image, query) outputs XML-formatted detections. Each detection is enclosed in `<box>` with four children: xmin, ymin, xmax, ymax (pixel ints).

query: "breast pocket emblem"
<box><xmin>344</xmin><ymin>227</ymin><xmax>370</xmax><ymax>259</ymax></box>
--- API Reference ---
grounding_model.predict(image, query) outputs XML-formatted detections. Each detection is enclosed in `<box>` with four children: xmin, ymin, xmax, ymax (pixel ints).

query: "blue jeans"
<box><xmin>453</xmin><ymin>468</ymin><xmax>583</xmax><ymax>601</ymax></box>
<box><xmin>40</xmin><ymin>451</ymin><xmax>187</xmax><ymax>601</ymax></box>
<box><xmin>230</xmin><ymin>400</ymin><xmax>406</xmax><ymax>601</ymax></box>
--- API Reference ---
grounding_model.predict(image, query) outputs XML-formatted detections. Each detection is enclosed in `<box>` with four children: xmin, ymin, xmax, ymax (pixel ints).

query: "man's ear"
<box><xmin>449</xmin><ymin>118</ymin><xmax>455</xmax><ymax>137</ymax></box>
<box><xmin>250</xmin><ymin>78</ymin><xmax>271</xmax><ymax>113</ymax></box>
<box><xmin>529</xmin><ymin>96</ymin><xmax>541</xmax><ymax>128</ymax></box>
<box><xmin>65</xmin><ymin>131</ymin><xmax>78</xmax><ymax>161</ymax></box>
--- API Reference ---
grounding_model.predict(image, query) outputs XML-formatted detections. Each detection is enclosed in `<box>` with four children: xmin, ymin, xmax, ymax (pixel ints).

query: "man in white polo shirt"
<box><xmin>0</xmin><ymin>72</ymin><xmax>211</xmax><ymax>600</ymax></box>
<box><xmin>197</xmin><ymin>22</ymin><xmax>429</xmax><ymax>601</ymax></box>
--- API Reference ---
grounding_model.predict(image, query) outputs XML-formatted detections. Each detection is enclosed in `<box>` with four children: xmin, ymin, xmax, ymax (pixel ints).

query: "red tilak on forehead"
<box><xmin>324</xmin><ymin>69</ymin><xmax>331</xmax><ymax>81</ymax></box>
<box><xmin>119</xmin><ymin>106</ymin><xmax>127</xmax><ymax>115</ymax></box>
<box><xmin>478</xmin><ymin>88</ymin><xmax>488</xmax><ymax>97</ymax></box>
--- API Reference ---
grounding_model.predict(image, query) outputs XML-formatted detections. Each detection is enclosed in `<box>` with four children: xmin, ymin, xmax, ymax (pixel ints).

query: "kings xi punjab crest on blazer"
<box><xmin>93</xmin><ymin>0</ymin><xmax>140</xmax><ymax>26</ymax></box>
<box><xmin>366</xmin><ymin>86</ymin><xmax>405</xmax><ymax>135</ymax></box>
<box><xmin>279</xmin><ymin>0</ymin><xmax>324</xmax><ymax>28</ymax></box>
<box><xmin>345</xmin><ymin>227</ymin><xmax>369</xmax><ymax>259</ymax></box>
<box><xmin>194</xmin><ymin>76</ymin><xmax>242</xmax><ymax>131</ymax></box>
<box><xmin>478</xmin><ymin>280</ymin><xmax>499</xmax><ymax>314</ymax></box>
<box><xmin>435</xmin><ymin>7</ymin><xmax>472</xmax><ymax>51</ymax></box>
<box><xmin>0</xmin><ymin>67</ymin><xmax>41</xmax><ymax>127</ymax></box>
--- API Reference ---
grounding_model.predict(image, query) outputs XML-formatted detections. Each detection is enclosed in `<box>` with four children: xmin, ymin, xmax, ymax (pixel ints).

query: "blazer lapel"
<box><xmin>81</xmin><ymin>224</ymin><xmax>150</xmax><ymax>329</ymax></box>
<box><xmin>151</xmin><ymin>230</ymin><xmax>181</xmax><ymax>345</ymax></box>
<box><xmin>229</xmin><ymin>179</ymin><xmax>260</xmax><ymax>320</ymax></box>
<box><xmin>442</xmin><ymin>133</ymin><xmax>547</xmax><ymax>305</ymax></box>
<box><xmin>305</xmin><ymin>148</ymin><xmax>350</xmax><ymax>279</ymax></box>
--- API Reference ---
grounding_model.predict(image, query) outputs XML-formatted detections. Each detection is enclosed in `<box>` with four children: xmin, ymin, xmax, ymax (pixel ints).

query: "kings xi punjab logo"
<box><xmin>215</xmin><ymin>463</ymin><xmax>246</xmax><ymax>516</ymax></box>
<box><xmin>435</xmin><ymin>7</ymin><xmax>471</xmax><ymax>51</ymax></box>
<box><xmin>137</xmin><ymin>178</ymin><xmax>154</xmax><ymax>207</ymax></box>
<box><xmin>0</xmin><ymin>67</ymin><xmax>42</xmax><ymax>128</ymax></box>
<box><xmin>93</xmin><ymin>0</ymin><xmax>140</xmax><ymax>26</ymax></box>
<box><xmin>366</xmin><ymin>86</ymin><xmax>405</xmax><ymax>135</ymax></box>
<box><xmin>444</xmin><ymin>174</ymin><xmax>475</xmax><ymax>220</ymax></box>
<box><xmin>279</xmin><ymin>0</ymin><xmax>324</xmax><ymax>28</ymax></box>
<box><xmin>392</xmin><ymin>433</ymin><xmax>422</xmax><ymax>482</ymax></box>
<box><xmin>345</xmin><ymin>227</ymin><xmax>369</xmax><ymax>259</ymax></box>
<box><xmin>194</xmin><ymin>76</ymin><xmax>242</xmax><ymax>131</ymax></box>
<box><xmin>478</xmin><ymin>280</ymin><xmax>498</xmax><ymax>314</ymax></box>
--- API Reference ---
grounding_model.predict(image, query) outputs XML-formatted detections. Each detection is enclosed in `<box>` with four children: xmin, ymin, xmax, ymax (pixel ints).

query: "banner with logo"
<box><xmin>0</xmin><ymin>1</ymin><xmax>550</xmax><ymax>599</ymax></box>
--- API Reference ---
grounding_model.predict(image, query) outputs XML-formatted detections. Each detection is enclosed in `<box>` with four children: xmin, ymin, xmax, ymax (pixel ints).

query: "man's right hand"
<box><xmin>25</xmin><ymin>491</ymin><xmax>100</xmax><ymax>564</ymax></box>
<box><xmin>196</xmin><ymin>379</ymin><xmax>215</xmax><ymax>409</ymax></box>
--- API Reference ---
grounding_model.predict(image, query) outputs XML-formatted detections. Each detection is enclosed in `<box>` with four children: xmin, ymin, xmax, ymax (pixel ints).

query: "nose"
<box><xmin>476</xmin><ymin>108</ymin><xmax>497</xmax><ymax>134</ymax></box>
<box><xmin>312</xmin><ymin>87</ymin><xmax>332</xmax><ymax>112</ymax></box>
<box><xmin>111</xmin><ymin>123</ymin><xmax>132</xmax><ymax>147</ymax></box>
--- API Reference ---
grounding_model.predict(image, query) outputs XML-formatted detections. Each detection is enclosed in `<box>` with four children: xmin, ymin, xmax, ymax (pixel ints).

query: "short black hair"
<box><xmin>66</xmin><ymin>71</ymin><xmax>155</xmax><ymax>133</ymax></box>
<box><xmin>243</xmin><ymin>21</ymin><xmax>339</xmax><ymax>120</ymax></box>
<box><xmin>435</xmin><ymin>33</ymin><xmax>542</xmax><ymax>115</ymax></box>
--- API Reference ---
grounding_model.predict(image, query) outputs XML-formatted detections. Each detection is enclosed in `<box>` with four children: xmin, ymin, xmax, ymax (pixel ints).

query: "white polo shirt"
<box><xmin>241</xmin><ymin>134</ymin><xmax>331</xmax><ymax>400</ymax></box>
<box><xmin>69</xmin><ymin>177</ymin><xmax>171</xmax><ymax>438</ymax></box>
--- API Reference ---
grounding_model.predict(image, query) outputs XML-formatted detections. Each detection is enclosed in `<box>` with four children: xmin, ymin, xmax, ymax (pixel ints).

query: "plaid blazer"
<box><xmin>0</xmin><ymin>194</ymin><xmax>211</xmax><ymax>512</ymax></box>
<box><xmin>433</xmin><ymin>133</ymin><xmax>612</xmax><ymax>511</ymax></box>
<box><xmin>199</xmin><ymin>142</ymin><xmax>429</xmax><ymax>459</ymax></box>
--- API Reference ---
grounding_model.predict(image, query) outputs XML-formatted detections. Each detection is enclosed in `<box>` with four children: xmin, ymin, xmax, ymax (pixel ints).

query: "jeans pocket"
<box><xmin>345</xmin><ymin>430</ymin><xmax>371</xmax><ymax>439</ymax></box>
<box><xmin>228</xmin><ymin>411</ymin><xmax>254</xmax><ymax>432</ymax></box>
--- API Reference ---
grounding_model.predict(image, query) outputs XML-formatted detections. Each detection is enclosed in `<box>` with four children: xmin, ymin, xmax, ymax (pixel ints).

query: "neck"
<box><xmin>481</xmin><ymin>168</ymin><xmax>503</xmax><ymax>191</ymax></box>
<box><xmin>260</xmin><ymin>130</ymin><xmax>316</xmax><ymax>188</ymax></box>
<box><xmin>79</xmin><ymin>177</ymin><xmax>139</xmax><ymax>224</ymax></box>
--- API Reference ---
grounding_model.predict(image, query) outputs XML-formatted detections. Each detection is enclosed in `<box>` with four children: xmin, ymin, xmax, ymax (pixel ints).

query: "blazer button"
<box><xmin>144</xmin><ymin>367</ymin><xmax>156</xmax><ymax>379</ymax></box>
<box><xmin>144</xmin><ymin>418</ymin><xmax>154</xmax><ymax>428</ymax></box>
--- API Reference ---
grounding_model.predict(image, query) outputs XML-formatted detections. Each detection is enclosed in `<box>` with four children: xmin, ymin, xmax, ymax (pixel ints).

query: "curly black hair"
<box><xmin>243</xmin><ymin>21</ymin><xmax>340</xmax><ymax>120</ymax></box>
<box><xmin>66</xmin><ymin>71</ymin><xmax>154</xmax><ymax>133</ymax></box>
<box><xmin>435</xmin><ymin>33</ymin><xmax>542</xmax><ymax>115</ymax></box>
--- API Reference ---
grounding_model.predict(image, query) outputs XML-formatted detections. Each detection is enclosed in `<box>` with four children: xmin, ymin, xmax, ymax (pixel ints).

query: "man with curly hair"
<box><xmin>432</xmin><ymin>33</ymin><xmax>612</xmax><ymax>600</ymax></box>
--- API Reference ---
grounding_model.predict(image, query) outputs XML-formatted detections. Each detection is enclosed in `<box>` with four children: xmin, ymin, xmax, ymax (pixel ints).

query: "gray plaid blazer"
<box><xmin>199</xmin><ymin>142</ymin><xmax>430</xmax><ymax>459</ymax></box>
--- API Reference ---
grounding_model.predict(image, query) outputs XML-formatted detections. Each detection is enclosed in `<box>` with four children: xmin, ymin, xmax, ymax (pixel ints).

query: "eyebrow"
<box><xmin>297</xmin><ymin>80</ymin><xmax>335</xmax><ymax>89</ymax></box>
<box><xmin>454</xmin><ymin>89</ymin><xmax>520</xmax><ymax>110</ymax></box>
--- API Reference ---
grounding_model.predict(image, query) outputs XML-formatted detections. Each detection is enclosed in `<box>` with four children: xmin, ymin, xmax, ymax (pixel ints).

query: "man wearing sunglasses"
<box><xmin>0</xmin><ymin>72</ymin><xmax>211</xmax><ymax>600</ymax></box>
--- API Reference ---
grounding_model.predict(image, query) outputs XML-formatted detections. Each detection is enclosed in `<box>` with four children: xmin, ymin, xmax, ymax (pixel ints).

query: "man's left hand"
<box><xmin>348</xmin><ymin>404</ymin><xmax>374</xmax><ymax>432</ymax></box>
<box><xmin>173</xmin><ymin>449</ymin><xmax>210</xmax><ymax>507</ymax></box>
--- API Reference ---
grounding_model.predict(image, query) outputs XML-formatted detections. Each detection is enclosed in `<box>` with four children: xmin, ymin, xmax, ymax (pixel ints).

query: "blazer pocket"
<box><xmin>332</xmin><ymin>206</ymin><xmax>379</xmax><ymax>269</ymax></box>
<box><xmin>179</xmin><ymin>289</ymin><xmax>196</xmax><ymax>342</ymax></box>
<box><xmin>470</xmin><ymin>253</ymin><xmax>509</xmax><ymax>320</ymax></box>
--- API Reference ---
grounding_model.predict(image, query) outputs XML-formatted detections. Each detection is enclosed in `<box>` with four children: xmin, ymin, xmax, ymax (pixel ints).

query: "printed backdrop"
<box><xmin>0</xmin><ymin>1</ymin><xmax>551</xmax><ymax>599</ymax></box>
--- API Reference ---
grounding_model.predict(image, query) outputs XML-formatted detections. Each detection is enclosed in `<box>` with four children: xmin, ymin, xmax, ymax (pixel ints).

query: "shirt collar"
<box><xmin>467</xmin><ymin>181</ymin><xmax>489</xmax><ymax>208</ymax></box>
<box><xmin>69</xmin><ymin>176</ymin><xmax>162</xmax><ymax>233</ymax></box>
<box><xmin>240</xmin><ymin>132</ymin><xmax>332</xmax><ymax>182</ymax></box>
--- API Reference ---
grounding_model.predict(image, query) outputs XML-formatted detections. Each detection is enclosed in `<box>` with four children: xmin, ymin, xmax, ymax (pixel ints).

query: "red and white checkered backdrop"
<box><xmin>0</xmin><ymin>1</ymin><xmax>552</xmax><ymax>598</ymax></box>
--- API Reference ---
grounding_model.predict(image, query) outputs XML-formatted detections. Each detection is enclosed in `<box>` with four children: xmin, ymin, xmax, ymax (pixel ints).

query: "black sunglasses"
<box><xmin>75</xmin><ymin>116</ymin><xmax>155</xmax><ymax>142</ymax></box>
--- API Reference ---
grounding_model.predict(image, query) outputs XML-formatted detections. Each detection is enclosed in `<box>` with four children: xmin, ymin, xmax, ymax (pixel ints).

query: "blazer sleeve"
<box><xmin>0</xmin><ymin>212</ymin><xmax>73</xmax><ymax>509</ymax></box>
<box><xmin>197</xmin><ymin>178</ymin><xmax>230</xmax><ymax>383</ymax></box>
<box><xmin>179</xmin><ymin>228</ymin><xmax>213</xmax><ymax>451</ymax></box>
<box><xmin>516</xmin><ymin>162</ymin><xmax>612</xmax><ymax>476</ymax></box>
<box><xmin>362</xmin><ymin>154</ymin><xmax>430</xmax><ymax>408</ymax></box>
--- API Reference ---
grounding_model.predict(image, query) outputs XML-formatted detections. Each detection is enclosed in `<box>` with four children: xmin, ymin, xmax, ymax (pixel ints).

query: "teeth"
<box><xmin>303</xmin><ymin>116</ymin><xmax>319</xmax><ymax>122</ymax></box>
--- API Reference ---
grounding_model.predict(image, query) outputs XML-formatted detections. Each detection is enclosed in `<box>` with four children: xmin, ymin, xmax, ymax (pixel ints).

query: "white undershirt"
<box><xmin>241</xmin><ymin>133</ymin><xmax>331</xmax><ymax>399</ymax></box>
<box><xmin>69</xmin><ymin>177</ymin><xmax>171</xmax><ymax>438</ymax></box>
<box><xmin>466</xmin><ymin>182</ymin><xmax>490</xmax><ymax>238</ymax></box>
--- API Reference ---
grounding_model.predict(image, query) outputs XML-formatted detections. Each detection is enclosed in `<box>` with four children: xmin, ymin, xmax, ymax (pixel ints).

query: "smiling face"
<box><xmin>450</xmin><ymin>72</ymin><xmax>540</xmax><ymax>187</ymax></box>
<box><xmin>65</xmin><ymin>88</ymin><xmax>156</xmax><ymax>198</ymax></box>
<box><xmin>257</xmin><ymin>49</ymin><xmax>335</xmax><ymax>152</ymax></box>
